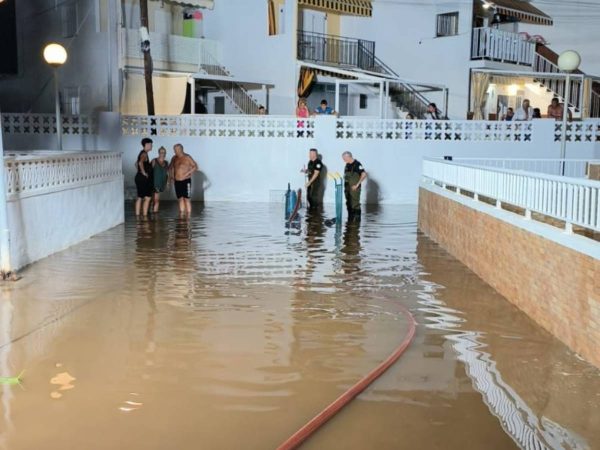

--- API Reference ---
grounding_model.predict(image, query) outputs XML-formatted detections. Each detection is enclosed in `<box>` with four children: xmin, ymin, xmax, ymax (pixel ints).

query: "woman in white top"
<box><xmin>514</xmin><ymin>99</ymin><xmax>534</xmax><ymax>121</ymax></box>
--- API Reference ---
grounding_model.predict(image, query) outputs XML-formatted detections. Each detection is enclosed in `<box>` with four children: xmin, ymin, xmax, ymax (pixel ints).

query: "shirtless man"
<box><xmin>547</xmin><ymin>98</ymin><xmax>572</xmax><ymax>121</ymax></box>
<box><xmin>169</xmin><ymin>143</ymin><xmax>198</xmax><ymax>215</ymax></box>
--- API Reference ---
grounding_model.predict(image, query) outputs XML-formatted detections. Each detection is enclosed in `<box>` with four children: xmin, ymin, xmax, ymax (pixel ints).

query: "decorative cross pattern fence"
<box><xmin>336</xmin><ymin>119</ymin><xmax>534</xmax><ymax>142</ymax></box>
<box><xmin>422</xmin><ymin>157</ymin><xmax>600</xmax><ymax>234</ymax></box>
<box><xmin>1</xmin><ymin>114</ymin><xmax>98</xmax><ymax>135</ymax></box>
<box><xmin>4</xmin><ymin>151</ymin><xmax>122</xmax><ymax>200</ymax></box>
<box><xmin>120</xmin><ymin>115</ymin><xmax>316</xmax><ymax>138</ymax></box>
<box><xmin>554</xmin><ymin>121</ymin><xmax>600</xmax><ymax>142</ymax></box>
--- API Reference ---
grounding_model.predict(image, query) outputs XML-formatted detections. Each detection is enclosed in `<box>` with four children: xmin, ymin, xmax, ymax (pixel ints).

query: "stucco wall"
<box><xmin>7</xmin><ymin>177</ymin><xmax>124</xmax><ymax>270</ymax></box>
<box><xmin>418</xmin><ymin>184</ymin><xmax>600</xmax><ymax>369</ymax></box>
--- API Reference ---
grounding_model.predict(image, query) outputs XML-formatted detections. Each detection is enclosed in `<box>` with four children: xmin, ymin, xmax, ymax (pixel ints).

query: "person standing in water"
<box><xmin>342</xmin><ymin>151</ymin><xmax>367</xmax><ymax>218</ymax></box>
<box><xmin>169</xmin><ymin>143</ymin><xmax>198</xmax><ymax>216</ymax></box>
<box><xmin>134</xmin><ymin>138</ymin><xmax>153</xmax><ymax>217</ymax></box>
<box><xmin>151</xmin><ymin>146</ymin><xmax>169</xmax><ymax>213</ymax></box>
<box><xmin>302</xmin><ymin>148</ymin><xmax>323</xmax><ymax>210</ymax></box>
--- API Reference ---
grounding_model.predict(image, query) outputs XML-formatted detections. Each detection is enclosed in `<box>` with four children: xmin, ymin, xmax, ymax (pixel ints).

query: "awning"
<box><xmin>120</xmin><ymin>73</ymin><xmax>189</xmax><ymax>115</ymax></box>
<box><xmin>482</xmin><ymin>0</ymin><xmax>553</xmax><ymax>26</ymax></box>
<box><xmin>163</xmin><ymin>0</ymin><xmax>214</xmax><ymax>9</ymax></box>
<box><xmin>298</xmin><ymin>0</ymin><xmax>372</xmax><ymax>17</ymax></box>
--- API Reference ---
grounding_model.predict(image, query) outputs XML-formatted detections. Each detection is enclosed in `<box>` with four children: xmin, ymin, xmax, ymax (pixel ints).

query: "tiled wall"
<box><xmin>418</xmin><ymin>187</ymin><xmax>600</xmax><ymax>369</ymax></box>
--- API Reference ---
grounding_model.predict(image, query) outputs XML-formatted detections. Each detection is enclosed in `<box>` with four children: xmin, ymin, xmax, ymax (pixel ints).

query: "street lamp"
<box><xmin>557</xmin><ymin>50</ymin><xmax>581</xmax><ymax>163</ymax></box>
<box><xmin>43</xmin><ymin>43</ymin><xmax>68</xmax><ymax>150</ymax></box>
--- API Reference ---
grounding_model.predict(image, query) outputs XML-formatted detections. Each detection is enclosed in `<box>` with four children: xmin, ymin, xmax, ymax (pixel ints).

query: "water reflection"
<box><xmin>0</xmin><ymin>203</ymin><xmax>597</xmax><ymax>450</ymax></box>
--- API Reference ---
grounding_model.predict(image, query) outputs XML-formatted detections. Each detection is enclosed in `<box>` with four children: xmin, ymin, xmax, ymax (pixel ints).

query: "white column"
<box><xmin>0</xmin><ymin>113</ymin><xmax>11</xmax><ymax>274</ymax></box>
<box><xmin>379</xmin><ymin>82</ymin><xmax>384</xmax><ymax>119</ymax></box>
<box><xmin>560</xmin><ymin>73</ymin><xmax>571</xmax><ymax>161</ymax></box>
<box><xmin>334</xmin><ymin>80</ymin><xmax>340</xmax><ymax>113</ymax></box>
<box><xmin>190</xmin><ymin>77</ymin><xmax>196</xmax><ymax>114</ymax></box>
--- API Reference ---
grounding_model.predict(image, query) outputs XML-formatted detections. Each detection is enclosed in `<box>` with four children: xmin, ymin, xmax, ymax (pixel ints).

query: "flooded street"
<box><xmin>0</xmin><ymin>202</ymin><xmax>599</xmax><ymax>450</ymax></box>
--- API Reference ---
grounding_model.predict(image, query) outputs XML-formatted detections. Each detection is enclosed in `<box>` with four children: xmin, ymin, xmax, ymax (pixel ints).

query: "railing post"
<box><xmin>0</xmin><ymin>113</ymin><xmax>12</xmax><ymax>276</ymax></box>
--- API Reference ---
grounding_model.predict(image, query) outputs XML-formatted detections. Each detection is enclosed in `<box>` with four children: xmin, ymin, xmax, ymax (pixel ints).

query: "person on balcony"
<box><xmin>296</xmin><ymin>98</ymin><xmax>310</xmax><ymax>118</ymax></box>
<box><xmin>302</xmin><ymin>148</ymin><xmax>323</xmax><ymax>210</ymax></box>
<box><xmin>134</xmin><ymin>138</ymin><xmax>154</xmax><ymax>217</ymax></box>
<box><xmin>425</xmin><ymin>103</ymin><xmax>440</xmax><ymax>120</ymax></box>
<box><xmin>258</xmin><ymin>105</ymin><xmax>267</xmax><ymax>115</ymax></box>
<box><xmin>314</xmin><ymin>99</ymin><xmax>337</xmax><ymax>116</ymax></box>
<box><xmin>515</xmin><ymin>99</ymin><xmax>534</xmax><ymax>121</ymax></box>
<box><xmin>502</xmin><ymin>108</ymin><xmax>515</xmax><ymax>121</ymax></box>
<box><xmin>532</xmin><ymin>108</ymin><xmax>542</xmax><ymax>119</ymax></box>
<box><xmin>151</xmin><ymin>146</ymin><xmax>169</xmax><ymax>214</ymax></box>
<box><xmin>547</xmin><ymin>98</ymin><xmax>572</xmax><ymax>121</ymax></box>
<box><xmin>342</xmin><ymin>151</ymin><xmax>367</xmax><ymax>219</ymax></box>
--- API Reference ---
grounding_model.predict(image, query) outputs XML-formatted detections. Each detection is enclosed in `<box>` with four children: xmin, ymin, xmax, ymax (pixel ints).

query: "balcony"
<box><xmin>121</xmin><ymin>29</ymin><xmax>222</xmax><ymax>69</ymax></box>
<box><xmin>297</xmin><ymin>30</ymin><xmax>390</xmax><ymax>75</ymax></box>
<box><xmin>471</xmin><ymin>27</ymin><xmax>535</xmax><ymax>66</ymax></box>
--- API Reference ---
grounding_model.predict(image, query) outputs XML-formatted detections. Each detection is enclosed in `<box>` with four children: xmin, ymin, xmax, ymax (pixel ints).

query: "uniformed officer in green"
<box><xmin>303</xmin><ymin>148</ymin><xmax>323</xmax><ymax>210</ymax></box>
<box><xmin>342</xmin><ymin>151</ymin><xmax>367</xmax><ymax>217</ymax></box>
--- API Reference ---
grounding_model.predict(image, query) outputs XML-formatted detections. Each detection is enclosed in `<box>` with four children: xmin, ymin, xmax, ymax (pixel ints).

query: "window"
<box><xmin>436</xmin><ymin>12</ymin><xmax>459</xmax><ymax>37</ymax></box>
<box><xmin>61</xmin><ymin>2</ymin><xmax>78</xmax><ymax>38</ymax></box>
<box><xmin>359</xmin><ymin>94</ymin><xmax>367</xmax><ymax>109</ymax></box>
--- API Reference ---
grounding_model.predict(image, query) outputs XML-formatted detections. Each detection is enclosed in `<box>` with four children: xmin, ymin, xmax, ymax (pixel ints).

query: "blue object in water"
<box><xmin>334</xmin><ymin>178</ymin><xmax>343</xmax><ymax>222</ymax></box>
<box><xmin>285</xmin><ymin>183</ymin><xmax>298</xmax><ymax>219</ymax></box>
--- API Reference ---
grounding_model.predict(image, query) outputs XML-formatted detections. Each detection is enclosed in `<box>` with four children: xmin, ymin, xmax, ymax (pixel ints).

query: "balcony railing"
<box><xmin>122</xmin><ymin>29</ymin><xmax>222</xmax><ymax>69</ymax></box>
<box><xmin>471</xmin><ymin>27</ymin><xmax>535</xmax><ymax>66</ymax></box>
<box><xmin>297</xmin><ymin>30</ymin><xmax>383</xmax><ymax>73</ymax></box>
<box><xmin>422</xmin><ymin>157</ymin><xmax>600</xmax><ymax>233</ymax></box>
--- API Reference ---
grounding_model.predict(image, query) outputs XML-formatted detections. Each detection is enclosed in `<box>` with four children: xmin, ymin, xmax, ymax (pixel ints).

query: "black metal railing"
<box><xmin>297</xmin><ymin>30</ymin><xmax>380</xmax><ymax>72</ymax></box>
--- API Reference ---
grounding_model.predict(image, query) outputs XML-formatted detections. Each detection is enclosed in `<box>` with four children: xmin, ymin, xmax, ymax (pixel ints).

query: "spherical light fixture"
<box><xmin>557</xmin><ymin>50</ymin><xmax>581</xmax><ymax>72</ymax></box>
<box><xmin>43</xmin><ymin>43</ymin><xmax>68</xmax><ymax>68</ymax></box>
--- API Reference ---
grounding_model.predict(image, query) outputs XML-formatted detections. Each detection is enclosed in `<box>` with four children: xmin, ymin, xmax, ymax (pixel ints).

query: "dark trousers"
<box><xmin>307</xmin><ymin>182</ymin><xmax>321</xmax><ymax>209</ymax></box>
<box><xmin>344</xmin><ymin>183</ymin><xmax>361</xmax><ymax>215</ymax></box>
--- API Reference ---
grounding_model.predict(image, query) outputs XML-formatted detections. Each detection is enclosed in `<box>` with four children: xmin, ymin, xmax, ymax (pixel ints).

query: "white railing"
<box><xmin>448</xmin><ymin>158</ymin><xmax>600</xmax><ymax>179</ymax></box>
<box><xmin>471</xmin><ymin>28</ymin><xmax>535</xmax><ymax>66</ymax></box>
<box><xmin>121</xmin><ymin>115</ymin><xmax>316</xmax><ymax>138</ymax></box>
<box><xmin>122</xmin><ymin>29</ymin><xmax>222</xmax><ymax>68</ymax></box>
<box><xmin>422</xmin><ymin>158</ymin><xmax>600</xmax><ymax>233</ymax></box>
<box><xmin>336</xmin><ymin>118</ymin><xmax>534</xmax><ymax>142</ymax></box>
<box><xmin>4</xmin><ymin>151</ymin><xmax>123</xmax><ymax>200</ymax></box>
<box><xmin>1</xmin><ymin>113</ymin><xmax>98</xmax><ymax>135</ymax></box>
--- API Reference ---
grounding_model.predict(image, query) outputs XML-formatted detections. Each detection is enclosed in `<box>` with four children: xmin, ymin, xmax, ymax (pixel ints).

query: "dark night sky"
<box><xmin>0</xmin><ymin>0</ymin><xmax>18</xmax><ymax>74</ymax></box>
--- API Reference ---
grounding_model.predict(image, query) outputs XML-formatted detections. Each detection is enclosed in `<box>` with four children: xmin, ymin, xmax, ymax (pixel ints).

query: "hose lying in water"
<box><xmin>277</xmin><ymin>305</ymin><xmax>417</xmax><ymax>450</ymax></box>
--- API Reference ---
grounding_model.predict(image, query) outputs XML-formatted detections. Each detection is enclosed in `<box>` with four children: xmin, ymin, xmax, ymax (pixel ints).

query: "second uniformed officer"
<box><xmin>304</xmin><ymin>148</ymin><xmax>323</xmax><ymax>210</ymax></box>
<box><xmin>342</xmin><ymin>151</ymin><xmax>367</xmax><ymax>217</ymax></box>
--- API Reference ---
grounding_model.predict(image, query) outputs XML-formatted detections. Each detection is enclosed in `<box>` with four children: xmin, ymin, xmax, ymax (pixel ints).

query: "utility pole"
<box><xmin>139</xmin><ymin>0</ymin><xmax>155</xmax><ymax>115</ymax></box>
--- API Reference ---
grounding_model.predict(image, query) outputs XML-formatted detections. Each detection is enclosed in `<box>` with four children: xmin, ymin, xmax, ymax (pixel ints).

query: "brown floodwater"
<box><xmin>0</xmin><ymin>202</ymin><xmax>598</xmax><ymax>450</ymax></box>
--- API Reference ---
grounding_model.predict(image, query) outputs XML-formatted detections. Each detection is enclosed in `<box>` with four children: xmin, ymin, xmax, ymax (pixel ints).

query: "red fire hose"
<box><xmin>277</xmin><ymin>305</ymin><xmax>417</xmax><ymax>450</ymax></box>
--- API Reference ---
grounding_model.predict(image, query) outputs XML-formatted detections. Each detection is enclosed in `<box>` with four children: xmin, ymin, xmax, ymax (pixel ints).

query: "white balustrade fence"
<box><xmin>4</xmin><ymin>151</ymin><xmax>123</xmax><ymax>200</ymax></box>
<box><xmin>422</xmin><ymin>158</ymin><xmax>600</xmax><ymax>233</ymax></box>
<box><xmin>120</xmin><ymin>114</ymin><xmax>316</xmax><ymax>138</ymax></box>
<box><xmin>471</xmin><ymin>27</ymin><xmax>535</xmax><ymax>66</ymax></box>
<box><xmin>448</xmin><ymin>158</ymin><xmax>600</xmax><ymax>179</ymax></box>
<box><xmin>1</xmin><ymin>113</ymin><xmax>98</xmax><ymax>135</ymax></box>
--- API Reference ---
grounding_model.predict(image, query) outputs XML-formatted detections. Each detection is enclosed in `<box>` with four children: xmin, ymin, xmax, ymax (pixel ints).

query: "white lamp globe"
<box><xmin>557</xmin><ymin>50</ymin><xmax>581</xmax><ymax>72</ymax></box>
<box><xmin>43</xmin><ymin>43</ymin><xmax>68</xmax><ymax>67</ymax></box>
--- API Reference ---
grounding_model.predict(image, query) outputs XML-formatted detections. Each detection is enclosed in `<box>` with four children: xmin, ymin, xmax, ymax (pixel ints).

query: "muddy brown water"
<box><xmin>0</xmin><ymin>203</ymin><xmax>598</xmax><ymax>450</ymax></box>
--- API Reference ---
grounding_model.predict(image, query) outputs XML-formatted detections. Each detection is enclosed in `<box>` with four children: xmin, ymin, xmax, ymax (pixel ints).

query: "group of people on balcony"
<box><xmin>502</xmin><ymin>98</ymin><xmax>572</xmax><ymax>121</ymax></box>
<box><xmin>296</xmin><ymin>98</ymin><xmax>338</xmax><ymax>118</ymax></box>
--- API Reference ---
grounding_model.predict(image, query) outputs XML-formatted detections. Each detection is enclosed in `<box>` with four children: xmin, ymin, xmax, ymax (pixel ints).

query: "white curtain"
<box><xmin>120</xmin><ymin>74</ymin><xmax>188</xmax><ymax>115</ymax></box>
<box><xmin>471</xmin><ymin>72</ymin><xmax>491</xmax><ymax>120</ymax></box>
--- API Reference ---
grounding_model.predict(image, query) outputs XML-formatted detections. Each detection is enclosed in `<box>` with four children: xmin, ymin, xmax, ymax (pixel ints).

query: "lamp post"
<box><xmin>0</xmin><ymin>111</ymin><xmax>12</xmax><ymax>277</ymax></box>
<box><xmin>43</xmin><ymin>43</ymin><xmax>68</xmax><ymax>150</ymax></box>
<box><xmin>557</xmin><ymin>50</ymin><xmax>581</xmax><ymax>165</ymax></box>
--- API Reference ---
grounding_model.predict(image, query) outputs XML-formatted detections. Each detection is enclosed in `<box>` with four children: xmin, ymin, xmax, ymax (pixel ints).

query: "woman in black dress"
<box><xmin>135</xmin><ymin>146</ymin><xmax>154</xmax><ymax>216</ymax></box>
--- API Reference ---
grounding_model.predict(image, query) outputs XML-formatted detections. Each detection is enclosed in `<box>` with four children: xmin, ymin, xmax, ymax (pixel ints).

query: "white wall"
<box><xmin>202</xmin><ymin>0</ymin><xmax>297</xmax><ymax>115</ymax></box>
<box><xmin>340</xmin><ymin>1</ymin><xmax>473</xmax><ymax>119</ymax></box>
<box><xmin>7</xmin><ymin>177</ymin><xmax>124</xmax><ymax>270</ymax></box>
